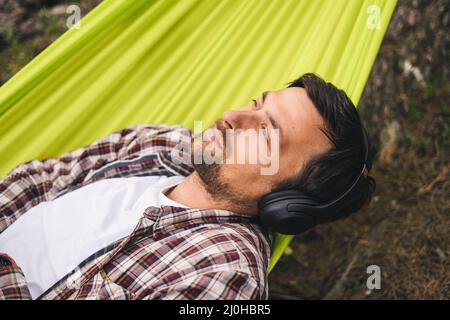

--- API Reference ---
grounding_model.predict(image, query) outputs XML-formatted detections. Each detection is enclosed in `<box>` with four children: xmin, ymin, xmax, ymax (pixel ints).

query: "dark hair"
<box><xmin>273</xmin><ymin>73</ymin><xmax>376</xmax><ymax>221</ymax></box>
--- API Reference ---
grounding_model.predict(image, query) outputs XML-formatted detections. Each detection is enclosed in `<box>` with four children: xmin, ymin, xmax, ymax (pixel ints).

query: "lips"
<box><xmin>205</xmin><ymin>119</ymin><xmax>232</xmax><ymax>150</ymax></box>
<box><xmin>211</xmin><ymin>127</ymin><xmax>223</xmax><ymax>149</ymax></box>
<box><xmin>203</xmin><ymin>127</ymin><xmax>221</xmax><ymax>149</ymax></box>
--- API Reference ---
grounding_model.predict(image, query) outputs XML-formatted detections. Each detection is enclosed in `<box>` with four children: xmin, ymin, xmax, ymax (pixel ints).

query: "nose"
<box><xmin>223</xmin><ymin>109</ymin><xmax>262</xmax><ymax>130</ymax></box>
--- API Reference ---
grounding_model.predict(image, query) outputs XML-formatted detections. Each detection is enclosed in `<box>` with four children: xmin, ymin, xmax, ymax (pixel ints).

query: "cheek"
<box><xmin>222</xmin><ymin>161</ymin><xmax>259</xmax><ymax>186</ymax></box>
<box><xmin>225</xmin><ymin>133</ymin><xmax>270</xmax><ymax>166</ymax></box>
<box><xmin>278</xmin><ymin>149</ymin><xmax>303</xmax><ymax>182</ymax></box>
<box><xmin>221</xmin><ymin>162</ymin><xmax>276</xmax><ymax>198</ymax></box>
<box><xmin>232</xmin><ymin>139</ymin><xmax>253</xmax><ymax>162</ymax></box>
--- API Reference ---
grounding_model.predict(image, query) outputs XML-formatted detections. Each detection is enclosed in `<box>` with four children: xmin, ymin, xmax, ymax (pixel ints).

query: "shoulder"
<box><xmin>145</xmin><ymin>223</ymin><xmax>271</xmax><ymax>299</ymax></box>
<box><xmin>160</xmin><ymin>221</ymin><xmax>270</xmax><ymax>286</ymax></box>
<box><xmin>129</xmin><ymin>123</ymin><xmax>191</xmax><ymax>139</ymax></box>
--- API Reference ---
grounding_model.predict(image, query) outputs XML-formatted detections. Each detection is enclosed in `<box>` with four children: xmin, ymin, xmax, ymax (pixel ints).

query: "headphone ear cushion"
<box><xmin>258</xmin><ymin>189</ymin><xmax>321</xmax><ymax>235</ymax></box>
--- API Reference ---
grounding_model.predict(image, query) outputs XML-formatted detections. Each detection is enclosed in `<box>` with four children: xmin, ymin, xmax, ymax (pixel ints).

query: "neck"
<box><xmin>164</xmin><ymin>172</ymin><xmax>256</xmax><ymax>215</ymax></box>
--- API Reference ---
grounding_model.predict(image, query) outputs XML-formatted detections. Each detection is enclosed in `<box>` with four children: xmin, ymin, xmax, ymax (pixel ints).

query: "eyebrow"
<box><xmin>262</xmin><ymin>91</ymin><xmax>269</xmax><ymax>104</ymax></box>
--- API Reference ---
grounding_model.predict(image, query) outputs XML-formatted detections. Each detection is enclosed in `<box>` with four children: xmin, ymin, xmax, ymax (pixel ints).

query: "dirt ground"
<box><xmin>0</xmin><ymin>0</ymin><xmax>448</xmax><ymax>299</ymax></box>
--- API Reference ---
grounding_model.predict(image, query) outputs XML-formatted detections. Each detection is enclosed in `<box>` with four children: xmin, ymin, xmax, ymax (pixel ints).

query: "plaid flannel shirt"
<box><xmin>0</xmin><ymin>124</ymin><xmax>272</xmax><ymax>300</ymax></box>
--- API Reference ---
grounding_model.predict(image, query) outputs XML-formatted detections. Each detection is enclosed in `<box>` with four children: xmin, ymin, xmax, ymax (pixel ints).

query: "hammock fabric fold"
<box><xmin>0</xmin><ymin>0</ymin><xmax>397</xmax><ymax>271</ymax></box>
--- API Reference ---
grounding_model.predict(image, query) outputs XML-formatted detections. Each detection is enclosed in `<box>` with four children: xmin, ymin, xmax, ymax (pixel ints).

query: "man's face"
<box><xmin>191</xmin><ymin>87</ymin><xmax>332</xmax><ymax>214</ymax></box>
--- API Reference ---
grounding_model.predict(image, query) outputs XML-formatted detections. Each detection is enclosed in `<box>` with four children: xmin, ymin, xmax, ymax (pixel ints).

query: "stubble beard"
<box><xmin>190</xmin><ymin>136</ymin><xmax>255</xmax><ymax>214</ymax></box>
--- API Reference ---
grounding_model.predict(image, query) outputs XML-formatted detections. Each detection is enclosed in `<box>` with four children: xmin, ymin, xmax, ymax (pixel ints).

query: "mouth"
<box><xmin>211</xmin><ymin>126</ymin><xmax>223</xmax><ymax>149</ymax></box>
<box><xmin>203</xmin><ymin>119</ymin><xmax>232</xmax><ymax>150</ymax></box>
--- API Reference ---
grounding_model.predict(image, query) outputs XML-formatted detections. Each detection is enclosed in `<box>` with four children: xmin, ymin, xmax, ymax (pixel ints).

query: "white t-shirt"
<box><xmin>0</xmin><ymin>175</ymin><xmax>187</xmax><ymax>299</ymax></box>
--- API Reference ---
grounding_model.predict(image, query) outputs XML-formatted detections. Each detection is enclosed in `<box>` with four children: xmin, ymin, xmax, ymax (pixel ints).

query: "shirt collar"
<box><xmin>158</xmin><ymin>149</ymin><xmax>194</xmax><ymax>178</ymax></box>
<box><xmin>145</xmin><ymin>205</ymin><xmax>267</xmax><ymax>242</ymax></box>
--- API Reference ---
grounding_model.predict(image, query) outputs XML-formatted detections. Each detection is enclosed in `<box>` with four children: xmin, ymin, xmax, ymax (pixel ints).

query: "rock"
<box><xmin>379</xmin><ymin>121</ymin><xmax>401</xmax><ymax>164</ymax></box>
<box><xmin>51</xmin><ymin>4</ymin><xmax>66</xmax><ymax>16</ymax></box>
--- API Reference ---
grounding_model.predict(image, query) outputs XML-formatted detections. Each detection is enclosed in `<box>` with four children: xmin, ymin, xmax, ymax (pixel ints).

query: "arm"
<box><xmin>0</xmin><ymin>253</ymin><xmax>31</xmax><ymax>300</ymax></box>
<box><xmin>144</xmin><ymin>271</ymin><xmax>265</xmax><ymax>300</ymax></box>
<box><xmin>0</xmin><ymin>124</ymin><xmax>174</xmax><ymax>233</ymax></box>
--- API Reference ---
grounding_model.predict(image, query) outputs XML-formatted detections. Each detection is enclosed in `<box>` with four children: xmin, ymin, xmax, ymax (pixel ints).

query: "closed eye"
<box><xmin>252</xmin><ymin>98</ymin><xmax>272</xmax><ymax>143</ymax></box>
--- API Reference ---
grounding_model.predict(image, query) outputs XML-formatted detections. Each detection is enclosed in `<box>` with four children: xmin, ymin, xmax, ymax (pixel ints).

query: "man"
<box><xmin>0</xmin><ymin>73</ymin><xmax>375</xmax><ymax>300</ymax></box>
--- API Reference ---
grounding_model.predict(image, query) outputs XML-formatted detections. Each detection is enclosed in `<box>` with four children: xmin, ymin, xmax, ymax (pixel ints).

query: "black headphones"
<box><xmin>258</xmin><ymin>126</ymin><xmax>370</xmax><ymax>235</ymax></box>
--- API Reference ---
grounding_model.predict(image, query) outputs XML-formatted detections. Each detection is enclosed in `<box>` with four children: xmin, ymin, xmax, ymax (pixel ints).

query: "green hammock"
<box><xmin>0</xmin><ymin>0</ymin><xmax>397</xmax><ymax>271</ymax></box>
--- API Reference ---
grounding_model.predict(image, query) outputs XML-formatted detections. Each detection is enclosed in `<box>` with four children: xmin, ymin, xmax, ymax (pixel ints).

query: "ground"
<box><xmin>0</xmin><ymin>0</ymin><xmax>448</xmax><ymax>299</ymax></box>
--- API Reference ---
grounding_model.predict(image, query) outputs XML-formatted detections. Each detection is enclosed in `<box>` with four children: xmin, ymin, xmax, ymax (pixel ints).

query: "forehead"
<box><xmin>276</xmin><ymin>87</ymin><xmax>308</xmax><ymax>104</ymax></box>
<box><xmin>269</xmin><ymin>87</ymin><xmax>332</xmax><ymax>170</ymax></box>
<box><xmin>270</xmin><ymin>87</ymin><xmax>325</xmax><ymax>136</ymax></box>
